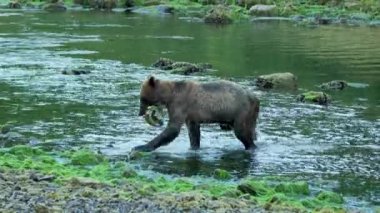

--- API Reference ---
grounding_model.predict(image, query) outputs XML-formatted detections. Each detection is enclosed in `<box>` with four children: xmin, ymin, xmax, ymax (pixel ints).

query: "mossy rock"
<box><xmin>316</xmin><ymin>191</ymin><xmax>344</xmax><ymax>204</ymax></box>
<box><xmin>274</xmin><ymin>181</ymin><xmax>310</xmax><ymax>195</ymax></box>
<box><xmin>122</xmin><ymin>167</ymin><xmax>138</xmax><ymax>178</ymax></box>
<box><xmin>237</xmin><ymin>181</ymin><xmax>270</xmax><ymax>196</ymax></box>
<box><xmin>213</xmin><ymin>168</ymin><xmax>232</xmax><ymax>180</ymax></box>
<box><xmin>297</xmin><ymin>91</ymin><xmax>331</xmax><ymax>105</ymax></box>
<box><xmin>70</xmin><ymin>149</ymin><xmax>104</xmax><ymax>165</ymax></box>
<box><xmin>152</xmin><ymin>57</ymin><xmax>174</xmax><ymax>69</ymax></box>
<box><xmin>88</xmin><ymin>0</ymin><xmax>117</xmax><ymax>10</ymax></box>
<box><xmin>318</xmin><ymin>80</ymin><xmax>347</xmax><ymax>90</ymax></box>
<box><xmin>255</xmin><ymin>72</ymin><xmax>297</xmax><ymax>90</ymax></box>
<box><xmin>204</xmin><ymin>5</ymin><xmax>233</xmax><ymax>24</ymax></box>
<box><xmin>43</xmin><ymin>2</ymin><xmax>67</xmax><ymax>11</ymax></box>
<box><xmin>152</xmin><ymin>58</ymin><xmax>212</xmax><ymax>75</ymax></box>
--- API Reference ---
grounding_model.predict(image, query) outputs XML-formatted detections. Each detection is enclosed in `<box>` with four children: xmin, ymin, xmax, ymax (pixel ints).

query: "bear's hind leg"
<box><xmin>233</xmin><ymin>117</ymin><xmax>256</xmax><ymax>150</ymax></box>
<box><xmin>186</xmin><ymin>121</ymin><xmax>200</xmax><ymax>150</ymax></box>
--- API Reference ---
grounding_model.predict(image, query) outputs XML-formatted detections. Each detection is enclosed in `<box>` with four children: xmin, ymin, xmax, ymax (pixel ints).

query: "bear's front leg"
<box><xmin>133</xmin><ymin>122</ymin><xmax>183</xmax><ymax>152</ymax></box>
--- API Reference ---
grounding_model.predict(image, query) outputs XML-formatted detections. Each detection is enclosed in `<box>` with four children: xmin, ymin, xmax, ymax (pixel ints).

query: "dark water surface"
<box><xmin>0</xmin><ymin>10</ymin><xmax>379</xmax><ymax>210</ymax></box>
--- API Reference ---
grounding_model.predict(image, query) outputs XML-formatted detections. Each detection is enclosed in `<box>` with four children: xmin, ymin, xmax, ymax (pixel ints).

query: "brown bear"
<box><xmin>133</xmin><ymin>76</ymin><xmax>260</xmax><ymax>152</ymax></box>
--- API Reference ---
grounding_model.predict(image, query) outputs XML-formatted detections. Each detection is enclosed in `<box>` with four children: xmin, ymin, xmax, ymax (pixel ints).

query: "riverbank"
<box><xmin>0</xmin><ymin>145</ymin><xmax>349</xmax><ymax>212</ymax></box>
<box><xmin>0</xmin><ymin>0</ymin><xmax>380</xmax><ymax>27</ymax></box>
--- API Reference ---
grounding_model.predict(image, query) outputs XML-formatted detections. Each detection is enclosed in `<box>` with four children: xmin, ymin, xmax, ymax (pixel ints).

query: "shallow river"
<box><xmin>0</xmin><ymin>10</ymin><xmax>379</xmax><ymax>210</ymax></box>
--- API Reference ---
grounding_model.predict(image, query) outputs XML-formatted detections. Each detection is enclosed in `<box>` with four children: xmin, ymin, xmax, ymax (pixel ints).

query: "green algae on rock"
<box><xmin>274</xmin><ymin>181</ymin><xmax>310</xmax><ymax>195</ymax></box>
<box><xmin>297</xmin><ymin>91</ymin><xmax>331</xmax><ymax>105</ymax></box>
<box><xmin>213</xmin><ymin>168</ymin><xmax>232</xmax><ymax>180</ymax></box>
<box><xmin>70</xmin><ymin>149</ymin><xmax>105</xmax><ymax>165</ymax></box>
<box><xmin>204</xmin><ymin>5</ymin><xmax>233</xmax><ymax>24</ymax></box>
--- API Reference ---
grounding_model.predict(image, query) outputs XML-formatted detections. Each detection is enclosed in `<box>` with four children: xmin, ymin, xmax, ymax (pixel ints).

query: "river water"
<box><xmin>0</xmin><ymin>10</ymin><xmax>379</xmax><ymax>210</ymax></box>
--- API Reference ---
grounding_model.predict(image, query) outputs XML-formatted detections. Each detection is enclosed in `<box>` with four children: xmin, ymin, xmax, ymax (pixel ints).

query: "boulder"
<box><xmin>204</xmin><ymin>5</ymin><xmax>233</xmax><ymax>25</ymax></box>
<box><xmin>254</xmin><ymin>72</ymin><xmax>297</xmax><ymax>90</ymax></box>
<box><xmin>249</xmin><ymin>4</ymin><xmax>277</xmax><ymax>16</ymax></box>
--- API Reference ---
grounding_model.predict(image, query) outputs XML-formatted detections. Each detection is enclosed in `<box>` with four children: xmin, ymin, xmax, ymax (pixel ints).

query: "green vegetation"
<box><xmin>1</xmin><ymin>0</ymin><xmax>379</xmax><ymax>24</ymax></box>
<box><xmin>0</xmin><ymin>145</ymin><xmax>347</xmax><ymax>211</ymax></box>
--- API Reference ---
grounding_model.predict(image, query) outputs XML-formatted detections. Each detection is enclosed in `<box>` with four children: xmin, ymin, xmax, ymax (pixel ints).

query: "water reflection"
<box><xmin>136</xmin><ymin>149</ymin><xmax>256</xmax><ymax>178</ymax></box>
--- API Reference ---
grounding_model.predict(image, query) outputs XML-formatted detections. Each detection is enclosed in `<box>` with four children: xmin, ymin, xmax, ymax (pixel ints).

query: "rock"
<box><xmin>84</xmin><ymin>0</ymin><xmax>116</xmax><ymax>9</ymax></box>
<box><xmin>204</xmin><ymin>5</ymin><xmax>233</xmax><ymax>25</ymax></box>
<box><xmin>344</xmin><ymin>1</ymin><xmax>361</xmax><ymax>10</ymax></box>
<box><xmin>128</xmin><ymin>150</ymin><xmax>150</xmax><ymax>160</ymax></box>
<box><xmin>124</xmin><ymin>0</ymin><xmax>134</xmax><ymax>7</ymax></box>
<box><xmin>122</xmin><ymin>168</ymin><xmax>138</xmax><ymax>178</ymax></box>
<box><xmin>62</xmin><ymin>66</ymin><xmax>94</xmax><ymax>75</ymax></box>
<box><xmin>30</xmin><ymin>173</ymin><xmax>56</xmax><ymax>182</ymax></box>
<box><xmin>152</xmin><ymin>58</ymin><xmax>174</xmax><ymax>69</ymax></box>
<box><xmin>316</xmin><ymin>191</ymin><xmax>344</xmax><ymax>204</ymax></box>
<box><xmin>0</xmin><ymin>132</ymin><xmax>29</xmax><ymax>147</ymax></box>
<box><xmin>254</xmin><ymin>72</ymin><xmax>297</xmax><ymax>90</ymax></box>
<box><xmin>70</xmin><ymin>149</ymin><xmax>104</xmax><ymax>165</ymax></box>
<box><xmin>249</xmin><ymin>4</ymin><xmax>277</xmax><ymax>16</ymax></box>
<box><xmin>152</xmin><ymin>58</ymin><xmax>213</xmax><ymax>75</ymax></box>
<box><xmin>369</xmin><ymin>20</ymin><xmax>380</xmax><ymax>27</ymax></box>
<box><xmin>237</xmin><ymin>183</ymin><xmax>258</xmax><ymax>196</ymax></box>
<box><xmin>316</xmin><ymin>16</ymin><xmax>333</xmax><ymax>25</ymax></box>
<box><xmin>34</xmin><ymin>204</ymin><xmax>49</xmax><ymax>213</ymax></box>
<box><xmin>43</xmin><ymin>2</ymin><xmax>67</xmax><ymax>12</ymax></box>
<box><xmin>236</xmin><ymin>0</ymin><xmax>274</xmax><ymax>9</ymax></box>
<box><xmin>1</xmin><ymin>124</ymin><xmax>11</xmax><ymax>134</ymax></box>
<box><xmin>297</xmin><ymin>91</ymin><xmax>331</xmax><ymax>105</ymax></box>
<box><xmin>170</xmin><ymin>62</ymin><xmax>203</xmax><ymax>75</ymax></box>
<box><xmin>8</xmin><ymin>1</ymin><xmax>21</xmax><ymax>9</ymax></box>
<box><xmin>213</xmin><ymin>169</ymin><xmax>232</xmax><ymax>180</ymax></box>
<box><xmin>318</xmin><ymin>80</ymin><xmax>347</xmax><ymax>90</ymax></box>
<box><xmin>157</xmin><ymin>5</ymin><xmax>174</xmax><ymax>14</ymax></box>
<box><xmin>69</xmin><ymin>177</ymin><xmax>106</xmax><ymax>189</ymax></box>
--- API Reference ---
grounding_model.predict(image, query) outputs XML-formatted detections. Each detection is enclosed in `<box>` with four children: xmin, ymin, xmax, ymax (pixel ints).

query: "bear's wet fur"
<box><xmin>134</xmin><ymin>76</ymin><xmax>260</xmax><ymax>152</ymax></box>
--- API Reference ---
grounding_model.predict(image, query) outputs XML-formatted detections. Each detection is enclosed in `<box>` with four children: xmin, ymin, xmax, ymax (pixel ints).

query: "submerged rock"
<box><xmin>318</xmin><ymin>80</ymin><xmax>348</xmax><ymax>90</ymax></box>
<box><xmin>204</xmin><ymin>5</ymin><xmax>233</xmax><ymax>25</ymax></box>
<box><xmin>249</xmin><ymin>4</ymin><xmax>277</xmax><ymax>16</ymax></box>
<box><xmin>297</xmin><ymin>91</ymin><xmax>331</xmax><ymax>105</ymax></box>
<box><xmin>62</xmin><ymin>66</ymin><xmax>93</xmax><ymax>75</ymax></box>
<box><xmin>152</xmin><ymin>58</ymin><xmax>213</xmax><ymax>75</ymax></box>
<box><xmin>254</xmin><ymin>72</ymin><xmax>297</xmax><ymax>90</ymax></box>
<box><xmin>1</xmin><ymin>124</ymin><xmax>11</xmax><ymax>134</ymax></box>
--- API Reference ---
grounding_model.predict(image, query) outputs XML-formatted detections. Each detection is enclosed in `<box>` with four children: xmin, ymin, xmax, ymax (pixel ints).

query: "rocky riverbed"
<box><xmin>0</xmin><ymin>169</ymin><xmax>265</xmax><ymax>213</ymax></box>
<box><xmin>0</xmin><ymin>146</ymin><xmax>349</xmax><ymax>212</ymax></box>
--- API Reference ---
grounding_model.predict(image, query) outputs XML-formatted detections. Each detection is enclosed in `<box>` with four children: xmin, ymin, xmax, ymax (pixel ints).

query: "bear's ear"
<box><xmin>148</xmin><ymin>76</ymin><xmax>156</xmax><ymax>88</ymax></box>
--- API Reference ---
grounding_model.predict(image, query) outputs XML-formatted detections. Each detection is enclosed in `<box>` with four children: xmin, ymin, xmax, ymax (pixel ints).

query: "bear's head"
<box><xmin>139</xmin><ymin>76</ymin><xmax>160</xmax><ymax>116</ymax></box>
